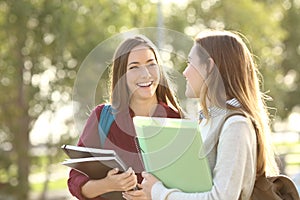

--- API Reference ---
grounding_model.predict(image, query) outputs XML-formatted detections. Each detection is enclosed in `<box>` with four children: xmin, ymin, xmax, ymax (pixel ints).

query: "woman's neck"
<box><xmin>130</xmin><ymin>96</ymin><xmax>158</xmax><ymax>116</ymax></box>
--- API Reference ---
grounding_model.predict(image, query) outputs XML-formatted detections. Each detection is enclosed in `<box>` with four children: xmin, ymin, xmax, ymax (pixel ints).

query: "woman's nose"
<box><xmin>140</xmin><ymin>66</ymin><xmax>151</xmax><ymax>77</ymax></box>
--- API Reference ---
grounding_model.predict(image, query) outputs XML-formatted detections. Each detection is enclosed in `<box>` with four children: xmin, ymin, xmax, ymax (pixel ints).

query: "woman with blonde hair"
<box><xmin>135</xmin><ymin>30</ymin><xmax>279</xmax><ymax>200</ymax></box>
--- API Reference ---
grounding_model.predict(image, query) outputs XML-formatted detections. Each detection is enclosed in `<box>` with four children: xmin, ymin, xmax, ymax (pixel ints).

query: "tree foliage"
<box><xmin>0</xmin><ymin>0</ymin><xmax>157</xmax><ymax>199</ymax></box>
<box><xmin>166</xmin><ymin>0</ymin><xmax>289</xmax><ymax>120</ymax></box>
<box><xmin>278</xmin><ymin>0</ymin><xmax>300</xmax><ymax>118</ymax></box>
<box><xmin>0</xmin><ymin>0</ymin><xmax>299</xmax><ymax>199</ymax></box>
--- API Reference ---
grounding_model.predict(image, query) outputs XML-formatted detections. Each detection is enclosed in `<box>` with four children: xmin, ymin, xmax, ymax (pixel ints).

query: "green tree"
<box><xmin>166</xmin><ymin>0</ymin><xmax>287</xmax><ymax>120</ymax></box>
<box><xmin>278</xmin><ymin>0</ymin><xmax>300</xmax><ymax>119</ymax></box>
<box><xmin>1</xmin><ymin>0</ymin><xmax>298</xmax><ymax>199</ymax></box>
<box><xmin>0</xmin><ymin>0</ymin><xmax>157</xmax><ymax>199</ymax></box>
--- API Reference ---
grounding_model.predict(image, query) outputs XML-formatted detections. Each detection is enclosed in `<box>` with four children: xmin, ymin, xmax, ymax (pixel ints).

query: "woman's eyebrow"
<box><xmin>128</xmin><ymin>59</ymin><xmax>156</xmax><ymax>66</ymax></box>
<box><xmin>128</xmin><ymin>61</ymin><xmax>140</xmax><ymax>66</ymax></box>
<box><xmin>146</xmin><ymin>58</ymin><xmax>156</xmax><ymax>63</ymax></box>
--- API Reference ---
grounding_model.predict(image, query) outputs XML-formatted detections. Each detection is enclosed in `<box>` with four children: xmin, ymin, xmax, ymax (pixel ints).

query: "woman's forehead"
<box><xmin>128</xmin><ymin>46</ymin><xmax>155</xmax><ymax>60</ymax></box>
<box><xmin>131</xmin><ymin>44</ymin><xmax>151</xmax><ymax>52</ymax></box>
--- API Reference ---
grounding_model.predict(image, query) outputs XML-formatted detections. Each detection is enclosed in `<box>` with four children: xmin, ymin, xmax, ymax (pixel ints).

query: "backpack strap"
<box><xmin>98</xmin><ymin>105</ymin><xmax>115</xmax><ymax>147</ymax></box>
<box><xmin>216</xmin><ymin>110</ymin><xmax>247</xmax><ymax>140</ymax></box>
<box><xmin>218</xmin><ymin>110</ymin><xmax>247</xmax><ymax>134</ymax></box>
<box><xmin>199</xmin><ymin>110</ymin><xmax>248</xmax><ymax>158</ymax></box>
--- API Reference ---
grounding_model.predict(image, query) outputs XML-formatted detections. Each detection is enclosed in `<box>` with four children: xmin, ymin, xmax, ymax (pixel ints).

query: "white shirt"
<box><xmin>151</xmin><ymin>111</ymin><xmax>257</xmax><ymax>200</ymax></box>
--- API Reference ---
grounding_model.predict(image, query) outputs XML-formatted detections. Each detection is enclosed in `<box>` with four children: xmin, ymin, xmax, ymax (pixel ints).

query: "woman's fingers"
<box><xmin>116</xmin><ymin>168</ymin><xmax>137</xmax><ymax>191</ymax></box>
<box><xmin>104</xmin><ymin>167</ymin><xmax>138</xmax><ymax>191</ymax></box>
<box><xmin>107</xmin><ymin>168</ymin><xmax>119</xmax><ymax>176</ymax></box>
<box><xmin>123</xmin><ymin>189</ymin><xmax>149</xmax><ymax>200</ymax></box>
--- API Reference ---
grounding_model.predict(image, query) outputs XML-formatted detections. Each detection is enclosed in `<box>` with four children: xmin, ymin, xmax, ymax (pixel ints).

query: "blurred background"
<box><xmin>0</xmin><ymin>0</ymin><xmax>299</xmax><ymax>199</ymax></box>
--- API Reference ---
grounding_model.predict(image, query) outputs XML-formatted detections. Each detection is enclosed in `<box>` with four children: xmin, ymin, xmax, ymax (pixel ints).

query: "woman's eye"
<box><xmin>148</xmin><ymin>63</ymin><xmax>157</xmax><ymax>67</ymax></box>
<box><xmin>129</xmin><ymin>66</ymin><xmax>138</xmax><ymax>70</ymax></box>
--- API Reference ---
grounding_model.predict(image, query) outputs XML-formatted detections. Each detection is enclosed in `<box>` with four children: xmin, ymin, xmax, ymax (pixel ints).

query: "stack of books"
<box><xmin>61</xmin><ymin>145</ymin><xmax>127</xmax><ymax>199</ymax></box>
<box><xmin>61</xmin><ymin>144</ymin><xmax>127</xmax><ymax>179</ymax></box>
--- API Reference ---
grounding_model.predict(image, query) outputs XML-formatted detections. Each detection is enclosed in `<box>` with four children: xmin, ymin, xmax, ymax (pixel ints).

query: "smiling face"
<box><xmin>126</xmin><ymin>45</ymin><xmax>160</xmax><ymax>103</ymax></box>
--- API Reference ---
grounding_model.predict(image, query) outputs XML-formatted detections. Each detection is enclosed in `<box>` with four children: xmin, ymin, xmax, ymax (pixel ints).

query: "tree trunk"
<box><xmin>14</xmin><ymin>13</ymin><xmax>31</xmax><ymax>199</ymax></box>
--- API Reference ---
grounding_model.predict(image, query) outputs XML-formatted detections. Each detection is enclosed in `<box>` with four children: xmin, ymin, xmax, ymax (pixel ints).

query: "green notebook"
<box><xmin>133</xmin><ymin>116</ymin><xmax>212</xmax><ymax>192</ymax></box>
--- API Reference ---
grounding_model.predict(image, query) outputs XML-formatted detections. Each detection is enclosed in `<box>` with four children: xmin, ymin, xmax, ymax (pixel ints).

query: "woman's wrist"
<box><xmin>81</xmin><ymin>179</ymin><xmax>112</xmax><ymax>198</ymax></box>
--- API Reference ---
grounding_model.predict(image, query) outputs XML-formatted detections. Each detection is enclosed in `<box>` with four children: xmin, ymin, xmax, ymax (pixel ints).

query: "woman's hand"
<box><xmin>105</xmin><ymin>167</ymin><xmax>137</xmax><ymax>192</ymax></box>
<box><xmin>81</xmin><ymin>167</ymin><xmax>137</xmax><ymax>198</ymax></box>
<box><xmin>141</xmin><ymin>171</ymin><xmax>160</xmax><ymax>199</ymax></box>
<box><xmin>122</xmin><ymin>184</ymin><xmax>149</xmax><ymax>200</ymax></box>
<box><xmin>123</xmin><ymin>172</ymin><xmax>159</xmax><ymax>200</ymax></box>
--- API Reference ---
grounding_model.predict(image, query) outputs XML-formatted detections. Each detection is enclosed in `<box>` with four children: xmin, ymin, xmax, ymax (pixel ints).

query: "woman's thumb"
<box><xmin>142</xmin><ymin>171</ymin><xmax>148</xmax><ymax>178</ymax></box>
<box><xmin>107</xmin><ymin>168</ymin><xmax>119</xmax><ymax>176</ymax></box>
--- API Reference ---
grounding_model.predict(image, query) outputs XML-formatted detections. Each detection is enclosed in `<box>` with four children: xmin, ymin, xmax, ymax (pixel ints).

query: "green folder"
<box><xmin>133</xmin><ymin>116</ymin><xmax>213</xmax><ymax>192</ymax></box>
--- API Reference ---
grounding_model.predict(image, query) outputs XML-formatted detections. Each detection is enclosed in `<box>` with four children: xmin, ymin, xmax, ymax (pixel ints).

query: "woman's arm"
<box><xmin>143</xmin><ymin>117</ymin><xmax>256</xmax><ymax>200</ymax></box>
<box><xmin>81</xmin><ymin>167</ymin><xmax>137</xmax><ymax>199</ymax></box>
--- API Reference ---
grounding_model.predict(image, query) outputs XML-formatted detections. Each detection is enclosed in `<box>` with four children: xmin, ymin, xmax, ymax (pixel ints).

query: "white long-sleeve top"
<box><xmin>151</xmin><ymin>114</ymin><xmax>257</xmax><ymax>200</ymax></box>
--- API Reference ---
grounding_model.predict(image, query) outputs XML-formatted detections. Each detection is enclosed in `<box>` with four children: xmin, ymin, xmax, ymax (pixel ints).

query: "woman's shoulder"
<box><xmin>217</xmin><ymin>111</ymin><xmax>249</xmax><ymax>130</ymax></box>
<box><xmin>220</xmin><ymin>113</ymin><xmax>255</xmax><ymax>139</ymax></box>
<box><xmin>212</xmin><ymin>109</ymin><xmax>248</xmax><ymax>125</ymax></box>
<box><xmin>208</xmin><ymin>110</ymin><xmax>252</xmax><ymax>135</ymax></box>
<box><xmin>224</xmin><ymin>114</ymin><xmax>248</xmax><ymax>124</ymax></box>
<box><xmin>92</xmin><ymin>103</ymin><xmax>111</xmax><ymax>120</ymax></box>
